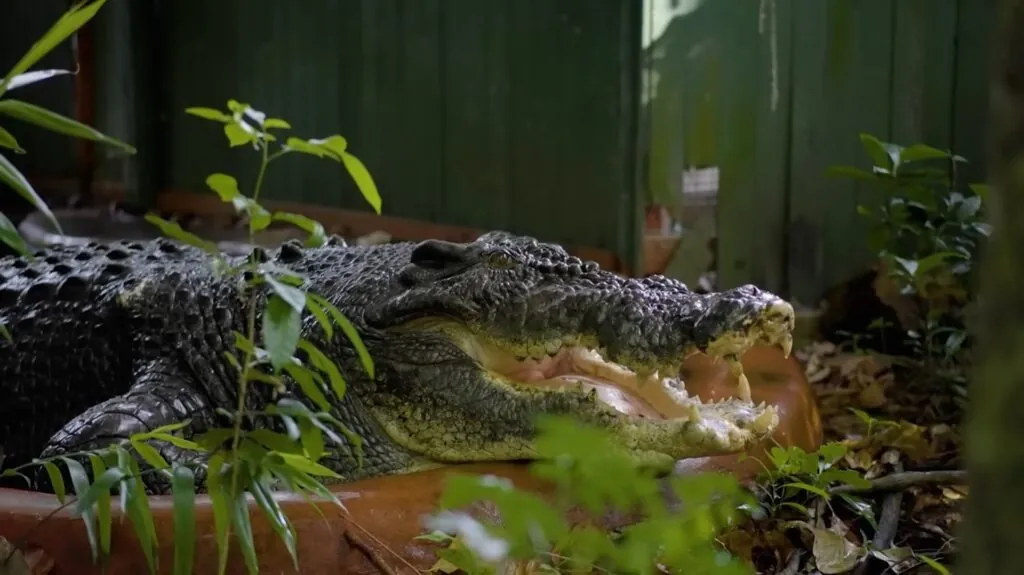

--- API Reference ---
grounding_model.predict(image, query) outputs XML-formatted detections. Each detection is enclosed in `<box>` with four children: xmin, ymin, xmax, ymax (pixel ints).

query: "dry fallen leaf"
<box><xmin>940</xmin><ymin>487</ymin><xmax>965</xmax><ymax>501</ymax></box>
<box><xmin>811</xmin><ymin>526</ymin><xmax>864</xmax><ymax>574</ymax></box>
<box><xmin>871</xmin><ymin>546</ymin><xmax>916</xmax><ymax>570</ymax></box>
<box><xmin>719</xmin><ymin>524</ymin><xmax>794</xmax><ymax>569</ymax></box>
<box><xmin>858</xmin><ymin>380</ymin><xmax>888</xmax><ymax>408</ymax></box>
<box><xmin>843</xmin><ymin>445</ymin><xmax>877</xmax><ymax>471</ymax></box>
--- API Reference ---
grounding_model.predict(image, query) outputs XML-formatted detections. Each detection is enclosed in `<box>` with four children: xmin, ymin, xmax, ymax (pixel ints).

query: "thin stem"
<box><xmin>251</xmin><ymin>135</ymin><xmax>271</xmax><ymax>206</ymax></box>
<box><xmin>227</xmin><ymin>133</ymin><xmax>272</xmax><ymax>525</ymax></box>
<box><xmin>267</xmin><ymin>148</ymin><xmax>291</xmax><ymax>163</ymax></box>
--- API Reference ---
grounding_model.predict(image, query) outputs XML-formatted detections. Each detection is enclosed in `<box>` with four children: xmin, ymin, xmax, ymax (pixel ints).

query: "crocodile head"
<box><xmin>355</xmin><ymin>231</ymin><xmax>795</xmax><ymax>473</ymax></box>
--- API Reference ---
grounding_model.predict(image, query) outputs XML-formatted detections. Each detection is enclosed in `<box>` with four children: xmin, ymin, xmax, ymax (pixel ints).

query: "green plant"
<box><xmin>747</xmin><ymin>442</ymin><xmax>874</xmax><ymax>527</ymax></box>
<box><xmin>827</xmin><ymin>134</ymin><xmax>988</xmax><ymax>381</ymax></box>
<box><xmin>138</xmin><ymin>99</ymin><xmax>381</xmax><ymax>575</ymax></box>
<box><xmin>2</xmin><ymin>99</ymin><xmax>381</xmax><ymax>575</ymax></box>
<box><xmin>419</xmin><ymin>416</ymin><xmax>755</xmax><ymax>574</ymax></box>
<box><xmin>0</xmin><ymin>0</ymin><xmax>136</xmax><ymax>252</ymax></box>
<box><xmin>0</xmin><ymin>16</ymin><xmax>384</xmax><ymax>571</ymax></box>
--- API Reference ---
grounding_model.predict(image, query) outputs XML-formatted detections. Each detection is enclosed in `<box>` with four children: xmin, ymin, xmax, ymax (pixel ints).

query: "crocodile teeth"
<box><xmin>752</xmin><ymin>405</ymin><xmax>777</xmax><ymax>433</ymax></box>
<box><xmin>686</xmin><ymin>403</ymin><xmax>700</xmax><ymax>421</ymax></box>
<box><xmin>724</xmin><ymin>358</ymin><xmax>753</xmax><ymax>403</ymax></box>
<box><xmin>737</xmin><ymin>372</ymin><xmax>752</xmax><ymax>403</ymax></box>
<box><xmin>780</xmin><ymin>333</ymin><xmax>793</xmax><ymax>359</ymax></box>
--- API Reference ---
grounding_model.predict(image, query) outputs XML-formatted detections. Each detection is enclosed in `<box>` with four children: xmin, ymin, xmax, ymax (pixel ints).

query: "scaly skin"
<box><xmin>0</xmin><ymin>231</ymin><xmax>794</xmax><ymax>493</ymax></box>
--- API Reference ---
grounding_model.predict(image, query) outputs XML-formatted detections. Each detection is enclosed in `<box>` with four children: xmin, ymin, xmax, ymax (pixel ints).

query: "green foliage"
<box><xmin>0</xmin><ymin>16</ymin><xmax>383</xmax><ymax>568</ymax></box>
<box><xmin>184</xmin><ymin>101</ymin><xmax>382</xmax><ymax>215</ymax></box>
<box><xmin>828</xmin><ymin>134</ymin><xmax>986</xmax><ymax>385</ymax></box>
<box><xmin>0</xmin><ymin>0</ymin><xmax>136</xmax><ymax>256</ymax></box>
<box><xmin>422</xmin><ymin>425</ymin><xmax>912</xmax><ymax>574</ymax></box>
<box><xmin>421</xmin><ymin>416</ymin><xmax>754</xmax><ymax>574</ymax></box>
<box><xmin>749</xmin><ymin>442</ymin><xmax>876</xmax><ymax>528</ymax></box>
<box><xmin>828</xmin><ymin>134</ymin><xmax>988</xmax><ymax>298</ymax></box>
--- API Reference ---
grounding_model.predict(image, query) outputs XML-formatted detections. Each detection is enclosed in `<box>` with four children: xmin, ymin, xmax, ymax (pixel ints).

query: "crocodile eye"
<box><xmin>409</xmin><ymin>239</ymin><xmax>471</xmax><ymax>271</ymax></box>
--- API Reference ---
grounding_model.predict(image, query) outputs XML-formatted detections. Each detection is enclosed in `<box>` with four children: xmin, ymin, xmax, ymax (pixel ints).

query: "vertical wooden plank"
<box><xmin>619</xmin><ymin>0</ymin><xmax>644</xmax><ymax>275</ymax></box>
<box><xmin>889</xmin><ymin>0</ymin><xmax>958</xmax><ymax>148</ymax></box>
<box><xmin>715</xmin><ymin>0</ymin><xmax>792</xmax><ymax>295</ymax></box>
<box><xmin>786</xmin><ymin>0</ymin><xmax>895</xmax><ymax>306</ymax></box>
<box><xmin>952</xmin><ymin>0</ymin><xmax>995</xmax><ymax>181</ymax></box>
<box><xmin>397</xmin><ymin>0</ymin><xmax>446</xmax><ymax>221</ymax></box>
<box><xmin>162</xmin><ymin>0</ymin><xmax>246</xmax><ymax>191</ymax></box>
<box><xmin>440</xmin><ymin>2</ymin><xmax>511</xmax><ymax>231</ymax></box>
<box><xmin>501</xmin><ymin>0</ymin><xmax>635</xmax><ymax>253</ymax></box>
<box><xmin>355</xmin><ymin>0</ymin><xmax>446</xmax><ymax>220</ymax></box>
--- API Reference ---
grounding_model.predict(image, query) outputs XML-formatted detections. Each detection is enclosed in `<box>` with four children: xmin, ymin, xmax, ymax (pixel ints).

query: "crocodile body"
<box><xmin>0</xmin><ymin>231</ymin><xmax>794</xmax><ymax>493</ymax></box>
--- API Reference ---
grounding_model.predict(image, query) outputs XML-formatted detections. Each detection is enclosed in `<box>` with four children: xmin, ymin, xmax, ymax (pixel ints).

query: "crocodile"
<box><xmin>0</xmin><ymin>231</ymin><xmax>794</xmax><ymax>493</ymax></box>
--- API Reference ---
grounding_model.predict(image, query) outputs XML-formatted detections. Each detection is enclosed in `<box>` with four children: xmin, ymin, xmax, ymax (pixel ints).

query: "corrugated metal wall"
<box><xmin>155</xmin><ymin>0</ymin><xmax>643</xmax><ymax>265</ymax></box>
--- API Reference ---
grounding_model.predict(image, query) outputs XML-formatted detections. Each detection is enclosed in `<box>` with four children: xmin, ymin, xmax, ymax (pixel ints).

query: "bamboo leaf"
<box><xmin>272</xmin><ymin>452</ymin><xmax>342</xmax><ymax>479</ymax></box>
<box><xmin>87</xmin><ymin>454</ymin><xmax>113</xmax><ymax>558</ymax></box>
<box><xmin>171</xmin><ymin>465</ymin><xmax>197</xmax><ymax>575</ymax></box>
<box><xmin>60</xmin><ymin>456</ymin><xmax>101</xmax><ymax>562</ymax></box>
<box><xmin>0</xmin><ymin>151</ymin><xmax>61</xmax><ymax>233</ymax></box>
<box><xmin>207</xmin><ymin>453</ymin><xmax>232</xmax><ymax>575</ymax></box>
<box><xmin>229</xmin><ymin>484</ymin><xmax>260</xmax><ymax>574</ymax></box>
<box><xmin>41</xmin><ymin>461</ymin><xmax>66</xmax><ymax>504</ymax></box>
<box><xmin>307</xmin><ymin>293</ymin><xmax>373</xmax><ymax>378</ymax></box>
<box><xmin>3</xmin><ymin>68</ymin><xmax>75</xmax><ymax>92</ymax></box>
<box><xmin>250</xmin><ymin>477</ymin><xmax>299</xmax><ymax>569</ymax></box>
<box><xmin>283</xmin><ymin>363</ymin><xmax>330</xmax><ymax>412</ymax></box>
<box><xmin>0</xmin><ymin>99</ymin><xmax>135</xmax><ymax>153</ymax></box>
<box><xmin>0</xmin><ymin>0</ymin><xmax>107</xmax><ymax>96</ymax></box>
<box><xmin>0</xmin><ymin>126</ymin><xmax>24</xmax><ymax>153</ymax></box>
<box><xmin>298</xmin><ymin>339</ymin><xmax>346</xmax><ymax>400</ymax></box>
<box><xmin>130</xmin><ymin>439</ymin><xmax>171</xmax><ymax>472</ymax></box>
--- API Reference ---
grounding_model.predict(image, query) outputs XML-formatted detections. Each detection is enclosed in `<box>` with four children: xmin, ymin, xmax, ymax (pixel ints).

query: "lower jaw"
<box><xmin>522</xmin><ymin>376</ymin><xmax>670</xmax><ymax>419</ymax></box>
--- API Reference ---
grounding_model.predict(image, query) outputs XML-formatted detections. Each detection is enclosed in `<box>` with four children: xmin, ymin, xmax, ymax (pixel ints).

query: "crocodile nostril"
<box><xmin>410</xmin><ymin>239</ymin><xmax>471</xmax><ymax>271</ymax></box>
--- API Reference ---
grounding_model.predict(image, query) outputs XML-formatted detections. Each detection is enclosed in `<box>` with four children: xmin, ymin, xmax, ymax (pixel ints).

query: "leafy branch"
<box><xmin>419</xmin><ymin>416</ymin><xmax>755</xmax><ymax>574</ymax></box>
<box><xmin>0</xmin><ymin>7</ymin><xmax>385</xmax><ymax>568</ymax></box>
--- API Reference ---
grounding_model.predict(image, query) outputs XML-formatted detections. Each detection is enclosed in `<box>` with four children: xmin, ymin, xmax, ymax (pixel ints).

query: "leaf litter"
<box><xmin>716</xmin><ymin>341</ymin><xmax>965</xmax><ymax>574</ymax></box>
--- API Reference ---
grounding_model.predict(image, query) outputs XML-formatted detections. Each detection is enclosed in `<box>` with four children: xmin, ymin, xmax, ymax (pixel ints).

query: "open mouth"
<box><xmin>449</xmin><ymin>333</ymin><xmax>785</xmax><ymax>458</ymax></box>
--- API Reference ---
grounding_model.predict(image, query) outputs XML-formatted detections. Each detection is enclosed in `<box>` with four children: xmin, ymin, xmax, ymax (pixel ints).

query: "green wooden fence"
<box><xmin>146</xmin><ymin>0</ymin><xmax>644</xmax><ymax>270</ymax></box>
<box><xmin>2</xmin><ymin>0</ymin><xmax>996</xmax><ymax>297</ymax></box>
<box><xmin>644</xmin><ymin>0</ymin><xmax>994</xmax><ymax>304</ymax></box>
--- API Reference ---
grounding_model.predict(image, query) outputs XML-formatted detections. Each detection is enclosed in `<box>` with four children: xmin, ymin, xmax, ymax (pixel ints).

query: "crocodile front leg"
<box><xmin>37</xmin><ymin>360</ymin><xmax>218</xmax><ymax>494</ymax></box>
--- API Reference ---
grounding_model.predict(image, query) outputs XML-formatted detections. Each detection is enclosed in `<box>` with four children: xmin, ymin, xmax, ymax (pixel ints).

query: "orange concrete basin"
<box><xmin>0</xmin><ymin>345</ymin><xmax>821</xmax><ymax>574</ymax></box>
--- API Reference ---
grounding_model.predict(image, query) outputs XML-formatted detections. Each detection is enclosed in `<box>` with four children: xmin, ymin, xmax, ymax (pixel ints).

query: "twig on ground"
<box><xmin>779</xmin><ymin>549</ymin><xmax>803</xmax><ymax>575</ymax></box>
<box><xmin>915</xmin><ymin>521</ymin><xmax>954</xmax><ymax>542</ymax></box>
<box><xmin>830</xmin><ymin>470</ymin><xmax>966</xmax><ymax>494</ymax></box>
<box><xmin>853</xmin><ymin>455</ymin><xmax>905</xmax><ymax>575</ymax></box>
<box><xmin>342</xmin><ymin>529</ymin><xmax>401</xmax><ymax>575</ymax></box>
<box><xmin>873</xmin><ymin>488</ymin><xmax>904</xmax><ymax>549</ymax></box>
